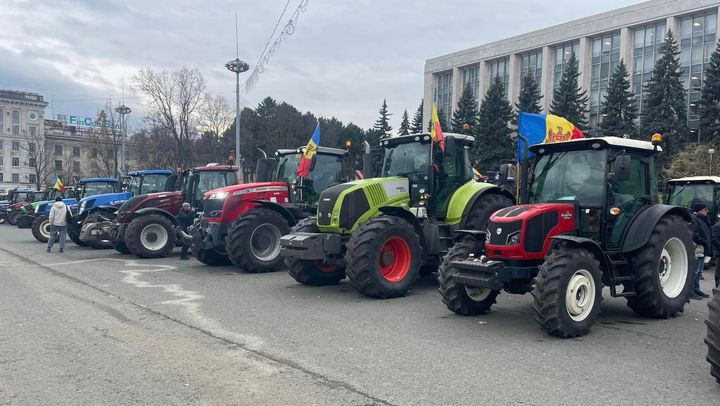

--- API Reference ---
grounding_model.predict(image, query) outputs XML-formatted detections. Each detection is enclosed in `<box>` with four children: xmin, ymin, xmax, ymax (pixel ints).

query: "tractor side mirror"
<box><xmin>255</xmin><ymin>158</ymin><xmax>274</xmax><ymax>182</ymax></box>
<box><xmin>445</xmin><ymin>136</ymin><xmax>456</xmax><ymax>158</ymax></box>
<box><xmin>614</xmin><ymin>155</ymin><xmax>631</xmax><ymax>182</ymax></box>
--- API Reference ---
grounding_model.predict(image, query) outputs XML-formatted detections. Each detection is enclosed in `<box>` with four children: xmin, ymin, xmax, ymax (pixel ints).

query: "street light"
<box><xmin>115</xmin><ymin>104</ymin><xmax>131</xmax><ymax>175</ymax></box>
<box><xmin>225</xmin><ymin>58</ymin><xmax>249</xmax><ymax>174</ymax></box>
<box><xmin>709</xmin><ymin>148</ymin><xmax>716</xmax><ymax>176</ymax></box>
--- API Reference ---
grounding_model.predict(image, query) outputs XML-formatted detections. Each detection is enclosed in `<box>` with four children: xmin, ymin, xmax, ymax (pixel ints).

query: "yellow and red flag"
<box><xmin>52</xmin><ymin>176</ymin><xmax>66</xmax><ymax>192</ymax></box>
<box><xmin>431</xmin><ymin>99</ymin><xmax>446</xmax><ymax>152</ymax></box>
<box><xmin>297</xmin><ymin>123</ymin><xmax>320</xmax><ymax>178</ymax></box>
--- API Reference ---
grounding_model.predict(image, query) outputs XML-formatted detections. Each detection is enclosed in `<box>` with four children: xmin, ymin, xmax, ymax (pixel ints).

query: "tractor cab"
<box><xmin>180</xmin><ymin>165</ymin><xmax>239</xmax><ymax>212</ymax></box>
<box><xmin>379</xmin><ymin>133</ymin><xmax>473</xmax><ymax>217</ymax></box>
<box><xmin>79</xmin><ymin>178</ymin><xmax>120</xmax><ymax>199</ymax></box>
<box><xmin>666</xmin><ymin>176</ymin><xmax>720</xmax><ymax>224</ymax></box>
<box><xmin>126</xmin><ymin>170</ymin><xmax>175</xmax><ymax>195</ymax></box>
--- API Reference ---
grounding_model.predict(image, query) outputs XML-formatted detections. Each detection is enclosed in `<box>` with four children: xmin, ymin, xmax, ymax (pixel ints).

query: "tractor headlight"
<box><xmin>485</xmin><ymin>230</ymin><xmax>491</xmax><ymax>244</ymax></box>
<box><xmin>34</xmin><ymin>205</ymin><xmax>40</xmax><ymax>214</ymax></box>
<box><xmin>209</xmin><ymin>191</ymin><xmax>228</xmax><ymax>200</ymax></box>
<box><xmin>78</xmin><ymin>201</ymin><xmax>86</xmax><ymax>215</ymax></box>
<box><xmin>507</xmin><ymin>231</ymin><xmax>521</xmax><ymax>246</ymax></box>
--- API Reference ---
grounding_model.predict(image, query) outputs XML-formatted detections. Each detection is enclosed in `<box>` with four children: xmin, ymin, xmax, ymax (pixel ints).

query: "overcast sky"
<box><xmin>1</xmin><ymin>0</ymin><xmax>646</xmax><ymax>131</ymax></box>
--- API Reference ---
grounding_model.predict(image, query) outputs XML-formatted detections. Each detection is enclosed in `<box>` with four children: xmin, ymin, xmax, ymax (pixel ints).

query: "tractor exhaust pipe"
<box><xmin>518</xmin><ymin>132</ymin><xmax>529</xmax><ymax>204</ymax></box>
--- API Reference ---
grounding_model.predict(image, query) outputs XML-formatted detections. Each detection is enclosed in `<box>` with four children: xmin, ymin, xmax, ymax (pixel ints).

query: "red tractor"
<box><xmin>110</xmin><ymin>165</ymin><xmax>238</xmax><ymax>258</ymax></box>
<box><xmin>438</xmin><ymin>136</ymin><xmax>695</xmax><ymax>338</ymax></box>
<box><xmin>191</xmin><ymin>146</ymin><xmax>347</xmax><ymax>271</ymax></box>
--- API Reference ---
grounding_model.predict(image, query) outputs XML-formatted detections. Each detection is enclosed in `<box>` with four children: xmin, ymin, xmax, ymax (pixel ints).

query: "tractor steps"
<box><xmin>608</xmin><ymin>257</ymin><xmax>636</xmax><ymax>297</ymax></box>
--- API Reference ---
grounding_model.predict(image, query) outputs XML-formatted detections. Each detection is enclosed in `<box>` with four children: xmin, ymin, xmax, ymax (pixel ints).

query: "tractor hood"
<box><xmin>78</xmin><ymin>192</ymin><xmax>133</xmax><ymax>215</ymax></box>
<box><xmin>203</xmin><ymin>182</ymin><xmax>289</xmax><ymax>201</ymax></box>
<box><xmin>316</xmin><ymin>177</ymin><xmax>410</xmax><ymax>234</ymax></box>
<box><xmin>202</xmin><ymin>182</ymin><xmax>290</xmax><ymax>222</ymax></box>
<box><xmin>34</xmin><ymin>198</ymin><xmax>79</xmax><ymax>215</ymax></box>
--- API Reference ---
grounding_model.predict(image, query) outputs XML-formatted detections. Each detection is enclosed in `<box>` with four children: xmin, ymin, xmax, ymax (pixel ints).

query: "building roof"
<box><xmin>668</xmin><ymin>176</ymin><xmax>720</xmax><ymax>184</ymax></box>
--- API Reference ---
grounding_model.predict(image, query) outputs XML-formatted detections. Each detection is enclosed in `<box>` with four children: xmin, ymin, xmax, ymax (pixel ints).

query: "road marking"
<box><xmin>45</xmin><ymin>258</ymin><xmax>128</xmax><ymax>266</ymax></box>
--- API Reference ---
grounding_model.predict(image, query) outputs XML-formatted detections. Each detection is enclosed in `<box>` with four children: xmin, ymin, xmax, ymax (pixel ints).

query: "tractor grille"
<box><xmin>203</xmin><ymin>198</ymin><xmax>225</xmax><ymax>218</ymax></box>
<box><xmin>486</xmin><ymin>220</ymin><xmax>522</xmax><ymax>246</ymax></box>
<box><xmin>365</xmin><ymin>183</ymin><xmax>385</xmax><ymax>207</ymax></box>
<box><xmin>524</xmin><ymin>211</ymin><xmax>558</xmax><ymax>253</ymax></box>
<box><xmin>317</xmin><ymin>184</ymin><xmax>352</xmax><ymax>226</ymax></box>
<box><xmin>339</xmin><ymin>189</ymin><xmax>370</xmax><ymax>230</ymax></box>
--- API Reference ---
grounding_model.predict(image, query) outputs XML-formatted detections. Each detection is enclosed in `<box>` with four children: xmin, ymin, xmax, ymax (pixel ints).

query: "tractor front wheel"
<box><xmin>625</xmin><ymin>215</ymin><xmax>694</xmax><ymax>318</ymax></box>
<box><xmin>125</xmin><ymin>214</ymin><xmax>176</xmax><ymax>258</ymax></box>
<box><xmin>532</xmin><ymin>244</ymin><xmax>603</xmax><ymax>338</ymax></box>
<box><xmin>6</xmin><ymin>211</ymin><xmax>19</xmax><ymax>226</ymax></box>
<box><xmin>225</xmin><ymin>208</ymin><xmax>290</xmax><ymax>272</ymax></box>
<box><xmin>68</xmin><ymin>221</ymin><xmax>86</xmax><ymax>247</ymax></box>
<box><xmin>345</xmin><ymin>216</ymin><xmax>422</xmax><ymax>299</ymax></box>
<box><xmin>286</xmin><ymin>217</ymin><xmax>346</xmax><ymax>286</ymax></box>
<box><xmin>32</xmin><ymin>215</ymin><xmax>51</xmax><ymax>243</ymax></box>
<box><xmin>438</xmin><ymin>236</ymin><xmax>500</xmax><ymax>315</ymax></box>
<box><xmin>706</xmin><ymin>288</ymin><xmax>720</xmax><ymax>384</ymax></box>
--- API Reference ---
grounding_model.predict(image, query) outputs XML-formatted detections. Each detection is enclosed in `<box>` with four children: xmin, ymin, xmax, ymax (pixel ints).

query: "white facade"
<box><xmin>424</xmin><ymin>0</ymin><xmax>720</xmax><ymax>138</ymax></box>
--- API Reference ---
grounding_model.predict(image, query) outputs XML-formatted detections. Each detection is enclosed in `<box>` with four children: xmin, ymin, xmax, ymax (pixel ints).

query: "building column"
<box><xmin>577</xmin><ymin>36</ymin><xmax>593</xmax><ymax>100</ymax></box>
<box><xmin>508</xmin><ymin>53</ymin><xmax>521</xmax><ymax>106</ymax></box>
<box><xmin>619</xmin><ymin>27</ymin><xmax>633</xmax><ymax>67</ymax></box>
<box><xmin>666</xmin><ymin>16</ymin><xmax>680</xmax><ymax>37</ymax></box>
<box><xmin>451</xmin><ymin>67</ymin><xmax>463</xmax><ymax>117</ymax></box>
<box><xmin>479</xmin><ymin>61</ymin><xmax>490</xmax><ymax>101</ymax></box>
<box><xmin>540</xmin><ymin>46</ymin><xmax>554</xmax><ymax>112</ymax></box>
<box><xmin>716</xmin><ymin>6</ymin><xmax>720</xmax><ymax>39</ymax></box>
<box><xmin>422</xmin><ymin>72</ymin><xmax>435</xmax><ymax>132</ymax></box>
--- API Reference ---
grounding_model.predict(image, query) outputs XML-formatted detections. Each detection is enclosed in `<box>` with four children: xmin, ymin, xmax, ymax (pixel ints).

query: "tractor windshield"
<box><xmin>382</xmin><ymin>141</ymin><xmax>430</xmax><ymax>181</ymax></box>
<box><xmin>141</xmin><ymin>174</ymin><xmax>169</xmax><ymax>194</ymax></box>
<box><xmin>276</xmin><ymin>153</ymin><xmax>343</xmax><ymax>194</ymax></box>
<box><xmin>127</xmin><ymin>176</ymin><xmax>142</xmax><ymax>196</ymax></box>
<box><xmin>668</xmin><ymin>183</ymin><xmax>713</xmax><ymax>210</ymax></box>
<box><xmin>14</xmin><ymin>192</ymin><xmax>34</xmax><ymax>203</ymax></box>
<box><xmin>276</xmin><ymin>154</ymin><xmax>302</xmax><ymax>183</ymax></box>
<box><xmin>81</xmin><ymin>182</ymin><xmax>117</xmax><ymax>198</ymax></box>
<box><xmin>529</xmin><ymin>149</ymin><xmax>606</xmax><ymax>206</ymax></box>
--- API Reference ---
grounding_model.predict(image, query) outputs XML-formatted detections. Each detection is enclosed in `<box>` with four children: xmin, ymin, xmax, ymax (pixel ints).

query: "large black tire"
<box><xmin>68</xmin><ymin>222</ymin><xmax>87</xmax><ymax>247</ymax></box>
<box><xmin>224</xmin><ymin>208</ymin><xmax>290</xmax><ymax>272</ymax></box>
<box><xmin>464</xmin><ymin>193</ymin><xmax>514</xmax><ymax>229</ymax></box>
<box><xmin>113</xmin><ymin>240</ymin><xmax>131</xmax><ymax>254</ymax></box>
<box><xmin>438</xmin><ymin>236</ymin><xmax>500</xmax><ymax>315</ymax></box>
<box><xmin>125</xmin><ymin>214</ymin><xmax>176</xmax><ymax>258</ymax></box>
<box><xmin>32</xmin><ymin>215</ymin><xmax>51</xmax><ymax>243</ymax></box>
<box><xmin>345</xmin><ymin>216</ymin><xmax>423</xmax><ymax>299</ymax></box>
<box><xmin>532</xmin><ymin>244</ymin><xmax>603</xmax><ymax>338</ymax></box>
<box><xmin>6</xmin><ymin>211</ymin><xmax>19</xmax><ymax>226</ymax></box>
<box><xmin>193</xmin><ymin>246</ymin><xmax>232</xmax><ymax>266</ymax></box>
<box><xmin>625</xmin><ymin>215</ymin><xmax>694</xmax><ymax>318</ymax></box>
<box><xmin>87</xmin><ymin>238</ymin><xmax>113</xmax><ymax>250</ymax></box>
<box><xmin>16</xmin><ymin>215</ymin><xmax>33</xmax><ymax>229</ymax></box>
<box><xmin>706</xmin><ymin>288</ymin><xmax>720</xmax><ymax>384</ymax></box>
<box><xmin>286</xmin><ymin>216</ymin><xmax>346</xmax><ymax>286</ymax></box>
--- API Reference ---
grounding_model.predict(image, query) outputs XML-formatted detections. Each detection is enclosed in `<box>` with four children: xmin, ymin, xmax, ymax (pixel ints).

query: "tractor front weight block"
<box><xmin>451</xmin><ymin>259</ymin><xmax>537</xmax><ymax>291</ymax></box>
<box><xmin>280</xmin><ymin>232</ymin><xmax>344</xmax><ymax>260</ymax></box>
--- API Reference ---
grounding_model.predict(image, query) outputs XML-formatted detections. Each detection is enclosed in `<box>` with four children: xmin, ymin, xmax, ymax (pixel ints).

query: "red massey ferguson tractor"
<box><xmin>438</xmin><ymin>136</ymin><xmax>695</xmax><ymax>338</ymax></box>
<box><xmin>190</xmin><ymin>146</ymin><xmax>348</xmax><ymax>271</ymax></box>
<box><xmin>110</xmin><ymin>165</ymin><xmax>238</xmax><ymax>258</ymax></box>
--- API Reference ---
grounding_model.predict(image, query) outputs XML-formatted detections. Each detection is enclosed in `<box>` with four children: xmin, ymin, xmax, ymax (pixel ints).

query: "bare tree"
<box><xmin>86</xmin><ymin>99</ymin><xmax>123</xmax><ymax>178</ymax></box>
<box><xmin>133</xmin><ymin>67</ymin><xmax>207</xmax><ymax>168</ymax></box>
<box><xmin>20</xmin><ymin>125</ymin><xmax>52</xmax><ymax>190</ymax></box>
<box><xmin>196</xmin><ymin>94</ymin><xmax>233</xmax><ymax>164</ymax></box>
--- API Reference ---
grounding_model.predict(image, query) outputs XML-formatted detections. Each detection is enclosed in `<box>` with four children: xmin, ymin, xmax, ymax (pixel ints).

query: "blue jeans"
<box><xmin>694</xmin><ymin>256</ymin><xmax>705</xmax><ymax>292</ymax></box>
<box><xmin>47</xmin><ymin>225</ymin><xmax>67</xmax><ymax>250</ymax></box>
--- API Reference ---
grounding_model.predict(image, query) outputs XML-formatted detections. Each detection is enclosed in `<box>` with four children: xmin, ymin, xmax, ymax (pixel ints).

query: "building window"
<box><xmin>434</xmin><ymin>70</ymin><xmax>453</xmax><ymax>124</ymax></box>
<box><xmin>12</xmin><ymin>173</ymin><xmax>19</xmax><ymax>183</ymax></box>
<box><xmin>91</xmin><ymin>147</ymin><xmax>98</xmax><ymax>158</ymax></box>
<box><xmin>0</xmin><ymin>173</ymin><xmax>3</xmax><ymax>182</ymax></box>
<box><xmin>633</xmin><ymin>21</ymin><xmax>667</xmax><ymax>126</ymax></box>
<box><xmin>0</xmin><ymin>140</ymin><xmax>3</xmax><ymax>150</ymax></box>
<box><xmin>55</xmin><ymin>144</ymin><xmax>63</xmax><ymax>156</ymax></box>
<box><xmin>29</xmin><ymin>157</ymin><xmax>36</xmax><ymax>168</ymax></box>
<box><xmin>680</xmin><ymin>11</ymin><xmax>718</xmax><ymax>135</ymax></box>
<box><xmin>461</xmin><ymin>64</ymin><xmax>480</xmax><ymax>102</ymax></box>
<box><xmin>73</xmin><ymin>161</ymin><xmax>80</xmax><ymax>173</ymax></box>
<box><xmin>28</xmin><ymin>142</ymin><xmax>35</xmax><ymax>153</ymax></box>
<box><xmin>29</xmin><ymin>174</ymin><xmax>36</xmax><ymax>184</ymax></box>
<box><xmin>590</xmin><ymin>32</ymin><xmax>621</xmax><ymax>131</ymax></box>
<box><xmin>554</xmin><ymin>42</ymin><xmax>580</xmax><ymax>91</ymax></box>
<box><xmin>0</xmin><ymin>157</ymin><xmax>3</xmax><ymax>166</ymax></box>
<box><xmin>12</xmin><ymin>141</ymin><xmax>19</xmax><ymax>151</ymax></box>
<box><xmin>12</xmin><ymin>157</ymin><xmax>19</xmax><ymax>167</ymax></box>
<box><xmin>11</xmin><ymin>110</ymin><xmax>19</xmax><ymax>135</ymax></box>
<box><xmin>489</xmin><ymin>57</ymin><xmax>510</xmax><ymax>100</ymax></box>
<box><xmin>520</xmin><ymin>49</ymin><xmax>543</xmax><ymax>88</ymax></box>
<box><xmin>55</xmin><ymin>160</ymin><xmax>62</xmax><ymax>171</ymax></box>
<box><xmin>29</xmin><ymin>126</ymin><xmax>36</xmax><ymax>138</ymax></box>
<box><xmin>0</xmin><ymin>108</ymin><xmax>3</xmax><ymax>132</ymax></box>
<box><xmin>73</xmin><ymin>146</ymin><xmax>80</xmax><ymax>157</ymax></box>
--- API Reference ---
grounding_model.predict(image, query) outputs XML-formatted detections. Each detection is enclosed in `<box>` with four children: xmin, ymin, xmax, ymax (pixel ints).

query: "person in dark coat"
<box><xmin>691</xmin><ymin>200</ymin><xmax>712</xmax><ymax>299</ymax></box>
<box><xmin>712</xmin><ymin>221</ymin><xmax>720</xmax><ymax>288</ymax></box>
<box><xmin>176</xmin><ymin>202</ymin><xmax>195</xmax><ymax>260</ymax></box>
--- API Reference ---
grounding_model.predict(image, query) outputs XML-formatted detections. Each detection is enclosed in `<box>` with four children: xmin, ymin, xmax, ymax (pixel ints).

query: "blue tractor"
<box><xmin>76</xmin><ymin>170</ymin><xmax>174</xmax><ymax>248</ymax></box>
<box><xmin>31</xmin><ymin>178</ymin><xmax>121</xmax><ymax>243</ymax></box>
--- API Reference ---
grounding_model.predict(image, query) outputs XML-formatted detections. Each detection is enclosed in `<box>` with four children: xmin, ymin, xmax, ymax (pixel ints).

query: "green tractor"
<box><xmin>280</xmin><ymin>133</ymin><xmax>514</xmax><ymax>299</ymax></box>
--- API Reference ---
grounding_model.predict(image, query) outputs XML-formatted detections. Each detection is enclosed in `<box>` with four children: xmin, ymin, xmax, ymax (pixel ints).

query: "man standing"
<box><xmin>176</xmin><ymin>202</ymin><xmax>195</xmax><ymax>260</ymax></box>
<box><xmin>691</xmin><ymin>201</ymin><xmax>712</xmax><ymax>299</ymax></box>
<box><xmin>47</xmin><ymin>197</ymin><xmax>69</xmax><ymax>253</ymax></box>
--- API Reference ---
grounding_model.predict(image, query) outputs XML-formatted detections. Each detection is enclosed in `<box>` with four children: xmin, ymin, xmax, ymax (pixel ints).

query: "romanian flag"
<box><xmin>52</xmin><ymin>176</ymin><xmax>66</xmax><ymax>192</ymax></box>
<box><xmin>517</xmin><ymin>112</ymin><xmax>585</xmax><ymax>159</ymax></box>
<box><xmin>297</xmin><ymin>122</ymin><xmax>320</xmax><ymax>178</ymax></box>
<box><xmin>431</xmin><ymin>99</ymin><xmax>446</xmax><ymax>152</ymax></box>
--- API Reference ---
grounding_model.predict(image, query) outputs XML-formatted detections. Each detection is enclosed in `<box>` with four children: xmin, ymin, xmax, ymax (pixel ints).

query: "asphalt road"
<box><xmin>0</xmin><ymin>226</ymin><xmax>718</xmax><ymax>405</ymax></box>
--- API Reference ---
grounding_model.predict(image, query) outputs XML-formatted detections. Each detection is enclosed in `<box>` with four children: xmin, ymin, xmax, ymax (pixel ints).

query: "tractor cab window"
<box><xmin>529</xmin><ymin>150</ymin><xmax>606</xmax><ymax>207</ymax></box>
<box><xmin>306</xmin><ymin>154</ymin><xmax>343</xmax><ymax>197</ymax></box>
<box><xmin>605</xmin><ymin>151</ymin><xmax>652</xmax><ymax>249</ymax></box>
<box><xmin>668</xmin><ymin>183</ymin><xmax>713</xmax><ymax>211</ymax></box>
<box><xmin>276</xmin><ymin>154</ymin><xmax>301</xmax><ymax>184</ymax></box>
<box><xmin>81</xmin><ymin>182</ymin><xmax>117</xmax><ymax>198</ymax></box>
<box><xmin>193</xmin><ymin>171</ymin><xmax>237</xmax><ymax>210</ymax></box>
<box><xmin>382</xmin><ymin>141</ymin><xmax>430</xmax><ymax>182</ymax></box>
<box><xmin>127</xmin><ymin>176</ymin><xmax>142</xmax><ymax>196</ymax></box>
<box><xmin>432</xmin><ymin>142</ymin><xmax>472</xmax><ymax>216</ymax></box>
<box><xmin>141</xmin><ymin>174</ymin><xmax>169</xmax><ymax>194</ymax></box>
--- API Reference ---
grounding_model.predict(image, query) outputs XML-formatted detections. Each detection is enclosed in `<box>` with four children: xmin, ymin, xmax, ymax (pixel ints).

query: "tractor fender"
<box><xmin>378</xmin><ymin>206</ymin><xmax>422</xmax><ymax>234</ymax></box>
<box><xmin>452</xmin><ymin>229</ymin><xmax>487</xmax><ymax>243</ymax></box>
<box><xmin>456</xmin><ymin>185</ymin><xmax>515</xmax><ymax>228</ymax></box>
<box><xmin>131</xmin><ymin>207</ymin><xmax>179</xmax><ymax>226</ymax></box>
<box><xmin>621</xmin><ymin>204</ymin><xmax>692</xmax><ymax>253</ymax></box>
<box><xmin>249</xmin><ymin>200</ymin><xmax>299</xmax><ymax>227</ymax></box>
<box><xmin>551</xmin><ymin>235</ymin><xmax>611</xmax><ymax>275</ymax></box>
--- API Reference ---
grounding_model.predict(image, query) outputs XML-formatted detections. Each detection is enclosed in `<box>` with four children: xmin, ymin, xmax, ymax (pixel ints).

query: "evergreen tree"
<box><xmin>399</xmin><ymin>109</ymin><xmax>411</xmax><ymax>135</ymax></box>
<box><xmin>550</xmin><ymin>53</ymin><xmax>589</xmax><ymax>130</ymax></box>
<box><xmin>515</xmin><ymin>72</ymin><xmax>543</xmax><ymax>115</ymax></box>
<box><xmin>473</xmin><ymin>76</ymin><xmax>514</xmax><ymax>170</ymax></box>
<box><xmin>699</xmin><ymin>39</ymin><xmax>720</xmax><ymax>143</ymax></box>
<box><xmin>451</xmin><ymin>83</ymin><xmax>479</xmax><ymax>133</ymax></box>
<box><xmin>410</xmin><ymin>99</ymin><xmax>424</xmax><ymax>134</ymax></box>
<box><xmin>599</xmin><ymin>60</ymin><xmax>638</xmax><ymax>137</ymax></box>
<box><xmin>372</xmin><ymin>99</ymin><xmax>393</xmax><ymax>137</ymax></box>
<box><xmin>642</xmin><ymin>29</ymin><xmax>687</xmax><ymax>153</ymax></box>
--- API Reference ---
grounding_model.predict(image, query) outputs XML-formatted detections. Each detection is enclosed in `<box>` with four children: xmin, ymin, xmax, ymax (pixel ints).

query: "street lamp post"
<box><xmin>709</xmin><ymin>148</ymin><xmax>716</xmax><ymax>176</ymax></box>
<box><xmin>115</xmin><ymin>104</ymin><xmax>131</xmax><ymax>175</ymax></box>
<box><xmin>225</xmin><ymin>58</ymin><xmax>249</xmax><ymax>175</ymax></box>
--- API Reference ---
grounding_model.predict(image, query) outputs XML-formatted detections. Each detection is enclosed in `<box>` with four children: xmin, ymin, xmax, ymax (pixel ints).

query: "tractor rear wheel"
<box><xmin>345</xmin><ymin>216</ymin><xmax>422</xmax><ymax>299</ymax></box>
<box><xmin>125</xmin><ymin>214</ymin><xmax>176</xmax><ymax>258</ymax></box>
<box><xmin>6</xmin><ymin>211</ymin><xmax>19</xmax><ymax>226</ymax></box>
<box><xmin>706</xmin><ymin>288</ymin><xmax>720</xmax><ymax>384</ymax></box>
<box><xmin>113</xmin><ymin>240</ymin><xmax>131</xmax><ymax>254</ymax></box>
<box><xmin>286</xmin><ymin>217</ymin><xmax>346</xmax><ymax>286</ymax></box>
<box><xmin>465</xmin><ymin>193</ymin><xmax>514</xmax><ymax>229</ymax></box>
<box><xmin>16</xmin><ymin>215</ymin><xmax>33</xmax><ymax>229</ymax></box>
<box><xmin>193</xmin><ymin>247</ymin><xmax>232</xmax><ymax>266</ymax></box>
<box><xmin>532</xmin><ymin>244</ymin><xmax>603</xmax><ymax>338</ymax></box>
<box><xmin>225</xmin><ymin>208</ymin><xmax>290</xmax><ymax>272</ymax></box>
<box><xmin>438</xmin><ymin>236</ymin><xmax>500</xmax><ymax>315</ymax></box>
<box><xmin>32</xmin><ymin>215</ymin><xmax>51</xmax><ymax>243</ymax></box>
<box><xmin>625</xmin><ymin>215</ymin><xmax>693</xmax><ymax>318</ymax></box>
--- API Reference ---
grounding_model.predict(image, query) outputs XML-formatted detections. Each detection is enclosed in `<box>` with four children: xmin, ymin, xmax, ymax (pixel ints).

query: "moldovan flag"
<box><xmin>517</xmin><ymin>112</ymin><xmax>585</xmax><ymax>159</ymax></box>
<box><xmin>297</xmin><ymin>122</ymin><xmax>320</xmax><ymax>178</ymax></box>
<box><xmin>52</xmin><ymin>176</ymin><xmax>66</xmax><ymax>192</ymax></box>
<box><xmin>431</xmin><ymin>100</ymin><xmax>446</xmax><ymax>152</ymax></box>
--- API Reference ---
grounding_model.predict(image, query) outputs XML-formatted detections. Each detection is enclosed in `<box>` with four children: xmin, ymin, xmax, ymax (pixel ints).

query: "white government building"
<box><xmin>423</xmin><ymin>0</ymin><xmax>720</xmax><ymax>139</ymax></box>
